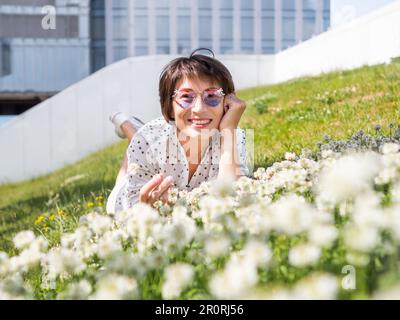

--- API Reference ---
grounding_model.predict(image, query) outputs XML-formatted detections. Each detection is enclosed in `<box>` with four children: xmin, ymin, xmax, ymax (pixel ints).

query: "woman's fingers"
<box><xmin>139</xmin><ymin>173</ymin><xmax>163</xmax><ymax>203</ymax></box>
<box><xmin>150</xmin><ymin>176</ymin><xmax>174</xmax><ymax>201</ymax></box>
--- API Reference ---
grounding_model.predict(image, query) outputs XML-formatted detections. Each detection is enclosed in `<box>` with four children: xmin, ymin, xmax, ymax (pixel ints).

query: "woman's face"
<box><xmin>172</xmin><ymin>76</ymin><xmax>225</xmax><ymax>140</ymax></box>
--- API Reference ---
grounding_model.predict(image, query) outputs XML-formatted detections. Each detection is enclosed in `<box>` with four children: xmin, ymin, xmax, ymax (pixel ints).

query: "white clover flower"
<box><xmin>288</xmin><ymin>243</ymin><xmax>321</xmax><ymax>267</ymax></box>
<box><xmin>91</xmin><ymin>274</ymin><xmax>138</xmax><ymax>300</ymax></box>
<box><xmin>0</xmin><ymin>252</ymin><xmax>9</xmax><ymax>277</ymax></box>
<box><xmin>162</xmin><ymin>263</ymin><xmax>194</xmax><ymax>299</ymax></box>
<box><xmin>209</xmin><ymin>175</ymin><xmax>236</xmax><ymax>197</ymax></box>
<box><xmin>242</xmin><ymin>240</ymin><xmax>272</xmax><ymax>268</ymax></box>
<box><xmin>316</xmin><ymin>152</ymin><xmax>382</xmax><ymax>204</ymax></box>
<box><xmin>292</xmin><ymin>273</ymin><xmax>338</xmax><ymax>300</ymax></box>
<box><xmin>209</xmin><ymin>252</ymin><xmax>258</xmax><ymax>299</ymax></box>
<box><xmin>42</xmin><ymin>248</ymin><xmax>86</xmax><ymax>279</ymax></box>
<box><xmin>204</xmin><ymin>235</ymin><xmax>231</xmax><ymax>259</ymax></box>
<box><xmin>351</xmin><ymin>192</ymin><xmax>386</xmax><ymax>229</ymax></box>
<box><xmin>270</xmin><ymin>194</ymin><xmax>316</xmax><ymax>236</ymax></box>
<box><xmin>85</xmin><ymin>213</ymin><xmax>113</xmax><ymax>236</ymax></box>
<box><xmin>308</xmin><ymin>224</ymin><xmax>337</xmax><ymax>248</ymax></box>
<box><xmin>346</xmin><ymin>251</ymin><xmax>370</xmax><ymax>267</ymax></box>
<box><xmin>29</xmin><ymin>236</ymin><xmax>49</xmax><ymax>253</ymax></box>
<box><xmin>58</xmin><ymin>280</ymin><xmax>92</xmax><ymax>300</ymax></box>
<box><xmin>381</xmin><ymin>143</ymin><xmax>400</xmax><ymax>155</ymax></box>
<box><xmin>96</xmin><ymin>232</ymin><xmax>123</xmax><ymax>259</ymax></box>
<box><xmin>344</xmin><ymin>223</ymin><xmax>379</xmax><ymax>253</ymax></box>
<box><xmin>321</xmin><ymin>149</ymin><xmax>334</xmax><ymax>159</ymax></box>
<box><xmin>373</xmin><ymin>284</ymin><xmax>400</xmax><ymax>300</ymax></box>
<box><xmin>383</xmin><ymin>206</ymin><xmax>400</xmax><ymax>241</ymax></box>
<box><xmin>0</xmin><ymin>274</ymin><xmax>33</xmax><ymax>300</ymax></box>
<box><xmin>235</xmin><ymin>202</ymin><xmax>272</xmax><ymax>236</ymax></box>
<box><xmin>285</xmin><ymin>152</ymin><xmax>297</xmax><ymax>161</ymax></box>
<box><xmin>13</xmin><ymin>231</ymin><xmax>36</xmax><ymax>250</ymax></box>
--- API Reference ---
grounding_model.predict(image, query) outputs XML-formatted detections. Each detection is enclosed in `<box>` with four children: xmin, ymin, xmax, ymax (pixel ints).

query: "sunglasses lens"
<box><xmin>174</xmin><ymin>89</ymin><xmax>223</xmax><ymax>108</ymax></box>
<box><xmin>176</xmin><ymin>92</ymin><xmax>195</xmax><ymax>108</ymax></box>
<box><xmin>203</xmin><ymin>90</ymin><xmax>223</xmax><ymax>107</ymax></box>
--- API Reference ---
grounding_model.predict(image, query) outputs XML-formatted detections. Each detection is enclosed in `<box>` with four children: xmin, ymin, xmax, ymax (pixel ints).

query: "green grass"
<box><xmin>1</xmin><ymin>59</ymin><xmax>400</xmax><ymax>253</ymax></box>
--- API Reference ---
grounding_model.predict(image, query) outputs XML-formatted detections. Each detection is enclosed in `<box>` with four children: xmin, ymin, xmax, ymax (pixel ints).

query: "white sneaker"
<box><xmin>109</xmin><ymin>112</ymin><xmax>145</xmax><ymax>139</ymax></box>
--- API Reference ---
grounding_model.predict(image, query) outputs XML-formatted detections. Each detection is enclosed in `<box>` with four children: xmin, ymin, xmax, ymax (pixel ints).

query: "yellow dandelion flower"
<box><xmin>34</xmin><ymin>215</ymin><xmax>44</xmax><ymax>225</ymax></box>
<box><xmin>96</xmin><ymin>195</ymin><xmax>104</xmax><ymax>201</ymax></box>
<box><xmin>49</xmin><ymin>214</ymin><xmax>55</xmax><ymax>221</ymax></box>
<box><xmin>97</xmin><ymin>202</ymin><xmax>103</xmax><ymax>207</ymax></box>
<box><xmin>87</xmin><ymin>202</ymin><xmax>95</xmax><ymax>208</ymax></box>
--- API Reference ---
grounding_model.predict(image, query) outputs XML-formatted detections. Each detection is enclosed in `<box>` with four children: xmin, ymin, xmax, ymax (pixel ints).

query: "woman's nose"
<box><xmin>192</xmin><ymin>95</ymin><xmax>206</xmax><ymax>112</ymax></box>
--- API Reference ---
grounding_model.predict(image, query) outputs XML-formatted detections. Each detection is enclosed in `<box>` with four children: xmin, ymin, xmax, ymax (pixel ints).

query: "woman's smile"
<box><xmin>188</xmin><ymin>118</ymin><xmax>213</xmax><ymax>128</ymax></box>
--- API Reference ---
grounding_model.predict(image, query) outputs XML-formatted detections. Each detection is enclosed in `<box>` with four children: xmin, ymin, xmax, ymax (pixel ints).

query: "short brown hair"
<box><xmin>159</xmin><ymin>48</ymin><xmax>235</xmax><ymax>122</ymax></box>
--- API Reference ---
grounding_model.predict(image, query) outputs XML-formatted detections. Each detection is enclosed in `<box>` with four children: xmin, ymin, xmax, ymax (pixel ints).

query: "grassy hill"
<box><xmin>1</xmin><ymin>58</ymin><xmax>399</xmax><ymax>253</ymax></box>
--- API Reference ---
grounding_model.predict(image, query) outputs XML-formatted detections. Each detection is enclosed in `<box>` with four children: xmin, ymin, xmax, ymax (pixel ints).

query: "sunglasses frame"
<box><xmin>172</xmin><ymin>87</ymin><xmax>225</xmax><ymax>109</ymax></box>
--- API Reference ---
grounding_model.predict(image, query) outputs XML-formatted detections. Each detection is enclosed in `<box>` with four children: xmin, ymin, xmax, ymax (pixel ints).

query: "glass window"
<box><xmin>113</xmin><ymin>46</ymin><xmax>128</xmax><ymax>61</ymax></box>
<box><xmin>134</xmin><ymin>0</ymin><xmax>147</xmax><ymax>9</ymax></box>
<box><xmin>282</xmin><ymin>17</ymin><xmax>295</xmax><ymax>49</ymax></box>
<box><xmin>302</xmin><ymin>17</ymin><xmax>315</xmax><ymax>40</ymax></box>
<box><xmin>303</xmin><ymin>0</ymin><xmax>316</xmax><ymax>10</ymax></box>
<box><xmin>90</xmin><ymin>46</ymin><xmax>105</xmax><ymax>73</ymax></box>
<box><xmin>112</xmin><ymin>0</ymin><xmax>127</xmax><ymax>9</ymax></box>
<box><xmin>241</xmin><ymin>0</ymin><xmax>253</xmax><ymax>10</ymax></box>
<box><xmin>198</xmin><ymin>0</ymin><xmax>212</xmax><ymax>9</ymax></box>
<box><xmin>90</xmin><ymin>15</ymin><xmax>105</xmax><ymax>40</ymax></box>
<box><xmin>220</xmin><ymin>0</ymin><xmax>233</xmax><ymax>9</ymax></box>
<box><xmin>177</xmin><ymin>0</ymin><xmax>191</xmax><ymax>8</ymax></box>
<box><xmin>1</xmin><ymin>41</ymin><xmax>11</xmax><ymax>77</ymax></box>
<box><xmin>156</xmin><ymin>15</ymin><xmax>170</xmax><ymax>40</ymax></box>
<box><xmin>134</xmin><ymin>15</ymin><xmax>148</xmax><ymax>40</ymax></box>
<box><xmin>135</xmin><ymin>46</ymin><xmax>148</xmax><ymax>56</ymax></box>
<box><xmin>113</xmin><ymin>15</ymin><xmax>128</xmax><ymax>40</ymax></box>
<box><xmin>323</xmin><ymin>0</ymin><xmax>330</xmax><ymax>12</ymax></box>
<box><xmin>177</xmin><ymin>39</ymin><xmax>191</xmax><ymax>54</ymax></box>
<box><xmin>199</xmin><ymin>16</ymin><xmax>212</xmax><ymax>40</ymax></box>
<box><xmin>241</xmin><ymin>16</ymin><xmax>254</xmax><ymax>53</ymax></box>
<box><xmin>220</xmin><ymin>16</ymin><xmax>233</xmax><ymax>39</ymax></box>
<box><xmin>156</xmin><ymin>0</ymin><xmax>169</xmax><ymax>9</ymax></box>
<box><xmin>261</xmin><ymin>0</ymin><xmax>274</xmax><ymax>10</ymax></box>
<box><xmin>90</xmin><ymin>0</ymin><xmax>105</xmax><ymax>10</ymax></box>
<box><xmin>241</xmin><ymin>17</ymin><xmax>254</xmax><ymax>40</ymax></box>
<box><xmin>261</xmin><ymin>17</ymin><xmax>274</xmax><ymax>40</ymax></box>
<box><xmin>282</xmin><ymin>0</ymin><xmax>295</xmax><ymax>10</ymax></box>
<box><xmin>177</xmin><ymin>15</ymin><xmax>191</xmax><ymax>40</ymax></box>
<box><xmin>157</xmin><ymin>44</ymin><xmax>170</xmax><ymax>54</ymax></box>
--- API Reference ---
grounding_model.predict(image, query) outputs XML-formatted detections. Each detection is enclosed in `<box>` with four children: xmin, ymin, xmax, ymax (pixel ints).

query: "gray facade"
<box><xmin>91</xmin><ymin>0</ymin><xmax>330</xmax><ymax>71</ymax></box>
<box><xmin>0</xmin><ymin>0</ymin><xmax>330</xmax><ymax>120</ymax></box>
<box><xmin>0</xmin><ymin>0</ymin><xmax>90</xmax><ymax>118</ymax></box>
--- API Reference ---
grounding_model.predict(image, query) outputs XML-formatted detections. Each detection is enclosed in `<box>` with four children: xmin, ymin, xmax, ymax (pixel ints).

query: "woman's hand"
<box><xmin>218</xmin><ymin>92</ymin><xmax>246</xmax><ymax>131</ymax></box>
<box><xmin>139</xmin><ymin>173</ymin><xmax>174</xmax><ymax>206</ymax></box>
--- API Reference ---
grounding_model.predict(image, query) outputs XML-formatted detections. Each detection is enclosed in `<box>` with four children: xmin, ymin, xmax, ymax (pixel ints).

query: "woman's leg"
<box><xmin>115</xmin><ymin>121</ymin><xmax>137</xmax><ymax>184</ymax></box>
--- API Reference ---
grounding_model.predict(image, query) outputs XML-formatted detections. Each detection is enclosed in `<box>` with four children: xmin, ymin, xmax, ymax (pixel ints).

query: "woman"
<box><xmin>107</xmin><ymin>48</ymin><xmax>249</xmax><ymax>213</ymax></box>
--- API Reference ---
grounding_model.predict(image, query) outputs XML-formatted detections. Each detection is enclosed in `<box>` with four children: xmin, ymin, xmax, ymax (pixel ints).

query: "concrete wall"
<box><xmin>1</xmin><ymin>0</ymin><xmax>400</xmax><ymax>184</ymax></box>
<box><xmin>275</xmin><ymin>0</ymin><xmax>400</xmax><ymax>82</ymax></box>
<box><xmin>0</xmin><ymin>54</ymin><xmax>274</xmax><ymax>183</ymax></box>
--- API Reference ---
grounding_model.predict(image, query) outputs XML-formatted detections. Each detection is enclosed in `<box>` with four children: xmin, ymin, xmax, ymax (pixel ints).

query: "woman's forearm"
<box><xmin>218</xmin><ymin>128</ymin><xmax>241</xmax><ymax>180</ymax></box>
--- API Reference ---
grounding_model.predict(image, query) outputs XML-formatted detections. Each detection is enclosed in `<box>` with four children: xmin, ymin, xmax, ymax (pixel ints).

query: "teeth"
<box><xmin>190</xmin><ymin>119</ymin><xmax>211</xmax><ymax>124</ymax></box>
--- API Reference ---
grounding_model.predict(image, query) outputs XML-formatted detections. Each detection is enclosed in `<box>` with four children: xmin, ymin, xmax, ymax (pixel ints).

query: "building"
<box><xmin>0</xmin><ymin>0</ymin><xmax>330</xmax><ymax>125</ymax></box>
<box><xmin>91</xmin><ymin>0</ymin><xmax>331</xmax><ymax>71</ymax></box>
<box><xmin>0</xmin><ymin>0</ymin><xmax>90</xmax><ymax>124</ymax></box>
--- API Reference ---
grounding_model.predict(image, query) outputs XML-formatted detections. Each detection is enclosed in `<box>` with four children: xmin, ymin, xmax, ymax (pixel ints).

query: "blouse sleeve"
<box><xmin>122</xmin><ymin>131</ymin><xmax>159</xmax><ymax>209</ymax></box>
<box><xmin>236</xmin><ymin>128</ymin><xmax>250</xmax><ymax>177</ymax></box>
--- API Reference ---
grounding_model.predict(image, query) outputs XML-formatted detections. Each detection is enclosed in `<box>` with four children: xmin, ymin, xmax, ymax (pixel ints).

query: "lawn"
<box><xmin>1</xmin><ymin>58</ymin><xmax>399</xmax><ymax>253</ymax></box>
